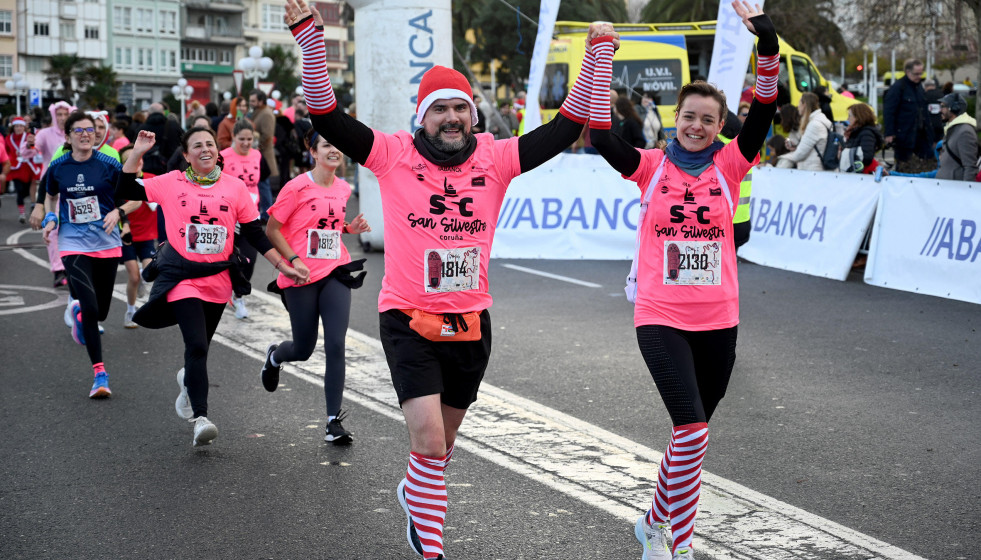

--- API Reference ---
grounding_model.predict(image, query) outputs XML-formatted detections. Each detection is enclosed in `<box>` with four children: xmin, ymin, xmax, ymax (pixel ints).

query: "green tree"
<box><xmin>264</xmin><ymin>44</ymin><xmax>301</xmax><ymax>98</ymax></box>
<box><xmin>45</xmin><ymin>54</ymin><xmax>82</xmax><ymax>100</ymax></box>
<box><xmin>639</xmin><ymin>0</ymin><xmax>846</xmax><ymax>57</ymax></box>
<box><xmin>76</xmin><ymin>64</ymin><xmax>120</xmax><ymax>109</ymax></box>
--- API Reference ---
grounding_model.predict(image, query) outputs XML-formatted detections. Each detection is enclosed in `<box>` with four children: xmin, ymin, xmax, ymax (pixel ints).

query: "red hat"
<box><xmin>415</xmin><ymin>65</ymin><xmax>478</xmax><ymax>127</ymax></box>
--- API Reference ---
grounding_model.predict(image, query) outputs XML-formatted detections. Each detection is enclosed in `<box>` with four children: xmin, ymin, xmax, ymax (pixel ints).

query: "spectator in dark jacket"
<box><xmin>612</xmin><ymin>97</ymin><xmax>646</xmax><ymax>148</ymax></box>
<box><xmin>842</xmin><ymin>102</ymin><xmax>883</xmax><ymax>173</ymax></box>
<box><xmin>814</xmin><ymin>85</ymin><xmax>834</xmax><ymax>122</ymax></box>
<box><xmin>883</xmin><ymin>59</ymin><xmax>935</xmax><ymax>172</ymax></box>
<box><xmin>139</xmin><ymin>103</ymin><xmax>182</xmax><ymax>164</ymax></box>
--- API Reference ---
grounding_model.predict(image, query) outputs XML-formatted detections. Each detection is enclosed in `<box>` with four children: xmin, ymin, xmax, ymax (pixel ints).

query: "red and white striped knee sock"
<box><xmin>588</xmin><ymin>37</ymin><xmax>616</xmax><ymax>129</ymax></box>
<box><xmin>648</xmin><ymin>436</ymin><xmax>675</xmax><ymax>525</ymax></box>
<box><xmin>405</xmin><ymin>450</ymin><xmax>450</xmax><ymax>559</ymax></box>
<box><xmin>666</xmin><ymin>422</ymin><xmax>708</xmax><ymax>553</ymax></box>
<box><xmin>289</xmin><ymin>15</ymin><xmax>338</xmax><ymax>115</ymax></box>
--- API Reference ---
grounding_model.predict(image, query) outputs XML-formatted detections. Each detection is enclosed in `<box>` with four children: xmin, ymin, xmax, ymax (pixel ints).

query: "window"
<box><xmin>136</xmin><ymin>47</ymin><xmax>154</xmax><ymax>71</ymax></box>
<box><xmin>114</xmin><ymin>46</ymin><xmax>134</xmax><ymax>71</ymax></box>
<box><xmin>113</xmin><ymin>6</ymin><xmax>132</xmax><ymax>32</ymax></box>
<box><xmin>0</xmin><ymin>11</ymin><xmax>12</xmax><ymax>34</ymax></box>
<box><xmin>791</xmin><ymin>56</ymin><xmax>818</xmax><ymax>93</ymax></box>
<box><xmin>262</xmin><ymin>4</ymin><xmax>287</xmax><ymax>31</ymax></box>
<box><xmin>220</xmin><ymin>50</ymin><xmax>232</xmax><ymax>65</ymax></box>
<box><xmin>315</xmin><ymin>3</ymin><xmax>341</xmax><ymax>25</ymax></box>
<box><xmin>25</xmin><ymin>58</ymin><xmax>44</xmax><ymax>73</ymax></box>
<box><xmin>325</xmin><ymin>40</ymin><xmax>341</xmax><ymax>61</ymax></box>
<box><xmin>60</xmin><ymin>21</ymin><xmax>76</xmax><ymax>39</ymax></box>
<box><xmin>135</xmin><ymin>8</ymin><xmax>154</xmax><ymax>33</ymax></box>
<box><xmin>160</xmin><ymin>49</ymin><xmax>177</xmax><ymax>72</ymax></box>
<box><xmin>34</xmin><ymin>21</ymin><xmax>50</xmax><ymax>36</ymax></box>
<box><xmin>160</xmin><ymin>10</ymin><xmax>177</xmax><ymax>35</ymax></box>
<box><xmin>84</xmin><ymin>25</ymin><xmax>99</xmax><ymax>39</ymax></box>
<box><xmin>0</xmin><ymin>55</ymin><xmax>12</xmax><ymax>78</ymax></box>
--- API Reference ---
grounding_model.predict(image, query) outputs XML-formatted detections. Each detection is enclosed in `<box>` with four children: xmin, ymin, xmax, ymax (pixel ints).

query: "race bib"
<box><xmin>664</xmin><ymin>241</ymin><xmax>722</xmax><ymax>286</ymax></box>
<box><xmin>68</xmin><ymin>196</ymin><xmax>101</xmax><ymax>224</ymax></box>
<box><xmin>423</xmin><ymin>247</ymin><xmax>480</xmax><ymax>293</ymax></box>
<box><xmin>306</xmin><ymin>228</ymin><xmax>340</xmax><ymax>259</ymax></box>
<box><xmin>185</xmin><ymin>223</ymin><xmax>228</xmax><ymax>255</ymax></box>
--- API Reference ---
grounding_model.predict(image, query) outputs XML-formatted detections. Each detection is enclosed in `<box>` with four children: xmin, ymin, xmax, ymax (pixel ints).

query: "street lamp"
<box><xmin>171</xmin><ymin>77</ymin><xmax>194</xmax><ymax>129</ymax></box>
<box><xmin>237</xmin><ymin>46</ymin><xmax>274</xmax><ymax>92</ymax></box>
<box><xmin>4</xmin><ymin>73</ymin><xmax>29</xmax><ymax>115</ymax></box>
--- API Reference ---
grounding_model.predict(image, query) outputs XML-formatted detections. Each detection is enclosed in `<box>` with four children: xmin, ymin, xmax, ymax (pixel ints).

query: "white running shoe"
<box><xmin>64</xmin><ymin>299</ymin><xmax>76</xmax><ymax>327</ymax></box>
<box><xmin>636</xmin><ymin>514</ymin><xmax>672</xmax><ymax>560</ymax></box>
<box><xmin>232</xmin><ymin>296</ymin><xmax>248</xmax><ymax>319</ymax></box>
<box><xmin>98</xmin><ymin>323</ymin><xmax>105</xmax><ymax>334</ymax></box>
<box><xmin>137</xmin><ymin>277</ymin><xmax>148</xmax><ymax>299</ymax></box>
<box><xmin>191</xmin><ymin>416</ymin><xmax>218</xmax><ymax>446</ymax></box>
<box><xmin>175</xmin><ymin>368</ymin><xmax>193</xmax><ymax>420</ymax></box>
<box><xmin>124</xmin><ymin>308</ymin><xmax>138</xmax><ymax>328</ymax></box>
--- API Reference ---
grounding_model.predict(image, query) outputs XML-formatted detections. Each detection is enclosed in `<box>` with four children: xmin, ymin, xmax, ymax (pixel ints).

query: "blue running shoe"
<box><xmin>89</xmin><ymin>372</ymin><xmax>111</xmax><ymax>398</ymax></box>
<box><xmin>397</xmin><ymin>478</ymin><xmax>424</xmax><ymax>557</ymax></box>
<box><xmin>71</xmin><ymin>301</ymin><xmax>85</xmax><ymax>345</ymax></box>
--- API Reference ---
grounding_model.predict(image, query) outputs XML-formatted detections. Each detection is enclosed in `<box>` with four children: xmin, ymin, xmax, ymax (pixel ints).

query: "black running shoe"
<box><xmin>324</xmin><ymin>410</ymin><xmax>353</xmax><ymax>445</ymax></box>
<box><xmin>260</xmin><ymin>344</ymin><xmax>280</xmax><ymax>392</ymax></box>
<box><xmin>397</xmin><ymin>478</ymin><xmax>424</xmax><ymax>557</ymax></box>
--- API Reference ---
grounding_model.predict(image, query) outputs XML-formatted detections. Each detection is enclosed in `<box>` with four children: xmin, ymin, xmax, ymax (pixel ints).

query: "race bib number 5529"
<box><xmin>423</xmin><ymin>247</ymin><xmax>480</xmax><ymax>293</ymax></box>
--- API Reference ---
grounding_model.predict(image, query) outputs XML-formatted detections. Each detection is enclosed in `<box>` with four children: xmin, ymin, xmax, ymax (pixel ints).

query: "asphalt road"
<box><xmin>1</xmin><ymin>191</ymin><xmax>978</xmax><ymax>560</ymax></box>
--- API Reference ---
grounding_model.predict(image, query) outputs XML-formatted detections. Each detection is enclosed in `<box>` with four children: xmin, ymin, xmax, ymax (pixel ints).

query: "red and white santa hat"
<box><xmin>9</xmin><ymin>117</ymin><xmax>26</xmax><ymax>127</ymax></box>
<box><xmin>415</xmin><ymin>65</ymin><xmax>478</xmax><ymax>127</ymax></box>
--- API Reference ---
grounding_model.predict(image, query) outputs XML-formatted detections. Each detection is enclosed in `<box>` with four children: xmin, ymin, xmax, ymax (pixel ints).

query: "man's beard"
<box><xmin>424</xmin><ymin>124</ymin><xmax>473</xmax><ymax>153</ymax></box>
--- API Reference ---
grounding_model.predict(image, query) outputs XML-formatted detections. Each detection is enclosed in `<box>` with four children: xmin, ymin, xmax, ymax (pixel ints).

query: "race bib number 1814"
<box><xmin>423</xmin><ymin>247</ymin><xmax>480</xmax><ymax>293</ymax></box>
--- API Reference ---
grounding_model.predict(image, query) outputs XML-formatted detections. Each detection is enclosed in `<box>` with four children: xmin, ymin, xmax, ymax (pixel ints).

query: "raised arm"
<box><xmin>516</xmin><ymin>24</ymin><xmax>620</xmax><ymax>173</ymax></box>
<box><xmin>588</xmin><ymin>35</ymin><xmax>643</xmax><ymax>176</ymax></box>
<box><xmin>733</xmin><ymin>1</ymin><xmax>780</xmax><ymax>163</ymax></box>
<box><xmin>286</xmin><ymin>0</ymin><xmax>373</xmax><ymax>164</ymax></box>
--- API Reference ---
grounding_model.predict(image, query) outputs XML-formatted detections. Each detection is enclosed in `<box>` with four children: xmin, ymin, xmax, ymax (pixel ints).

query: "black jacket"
<box><xmin>139</xmin><ymin>112</ymin><xmax>183</xmax><ymax>161</ymax></box>
<box><xmin>844</xmin><ymin>125</ymin><xmax>884</xmax><ymax>170</ymax></box>
<box><xmin>134</xmin><ymin>241</ymin><xmax>251</xmax><ymax>329</ymax></box>
<box><xmin>883</xmin><ymin>77</ymin><xmax>933</xmax><ymax>150</ymax></box>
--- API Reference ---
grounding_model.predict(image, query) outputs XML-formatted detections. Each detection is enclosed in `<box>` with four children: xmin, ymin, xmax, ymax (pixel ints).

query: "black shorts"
<box><xmin>121</xmin><ymin>239</ymin><xmax>156</xmax><ymax>263</ymax></box>
<box><xmin>379</xmin><ymin>309</ymin><xmax>492</xmax><ymax>409</ymax></box>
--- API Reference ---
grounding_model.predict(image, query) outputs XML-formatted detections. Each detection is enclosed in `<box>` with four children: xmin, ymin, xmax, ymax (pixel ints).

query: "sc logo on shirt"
<box><xmin>429</xmin><ymin>178</ymin><xmax>473</xmax><ymax>217</ymax></box>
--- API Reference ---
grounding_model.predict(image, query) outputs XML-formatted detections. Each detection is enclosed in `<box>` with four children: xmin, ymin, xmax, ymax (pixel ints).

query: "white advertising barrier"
<box><xmin>737</xmin><ymin>167</ymin><xmax>880</xmax><ymax>280</ymax></box>
<box><xmin>865</xmin><ymin>177</ymin><xmax>981</xmax><ymax>304</ymax></box>
<box><xmin>492</xmin><ymin>153</ymin><xmax>639</xmax><ymax>260</ymax></box>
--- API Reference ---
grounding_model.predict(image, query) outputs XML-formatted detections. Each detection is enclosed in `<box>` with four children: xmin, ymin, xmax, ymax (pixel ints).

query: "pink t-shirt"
<box><xmin>219</xmin><ymin>147</ymin><xmax>262</xmax><ymax>209</ymax></box>
<box><xmin>143</xmin><ymin>170</ymin><xmax>259</xmax><ymax>303</ymax></box>
<box><xmin>269</xmin><ymin>172</ymin><xmax>353</xmax><ymax>289</ymax></box>
<box><xmin>364</xmin><ymin>130</ymin><xmax>521</xmax><ymax>313</ymax></box>
<box><xmin>34</xmin><ymin>126</ymin><xmax>65</xmax><ymax>177</ymax></box>
<box><xmin>112</xmin><ymin>136</ymin><xmax>130</xmax><ymax>151</ymax></box>
<box><xmin>627</xmin><ymin>141</ymin><xmax>757</xmax><ymax>330</ymax></box>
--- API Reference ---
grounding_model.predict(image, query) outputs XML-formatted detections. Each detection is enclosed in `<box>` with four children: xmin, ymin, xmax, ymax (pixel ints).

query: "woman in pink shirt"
<box><xmin>116</xmin><ymin>127</ymin><xmax>308</xmax><ymax>447</ymax></box>
<box><xmin>219</xmin><ymin>120</ymin><xmax>269</xmax><ymax>319</ymax></box>
<box><xmin>260</xmin><ymin>129</ymin><xmax>370</xmax><ymax>444</ymax></box>
<box><xmin>586</xmin><ymin>3</ymin><xmax>780</xmax><ymax>558</ymax></box>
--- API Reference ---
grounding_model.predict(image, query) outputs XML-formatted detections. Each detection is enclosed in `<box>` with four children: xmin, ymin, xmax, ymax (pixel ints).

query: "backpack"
<box><xmin>814</xmin><ymin>122</ymin><xmax>844</xmax><ymax>170</ymax></box>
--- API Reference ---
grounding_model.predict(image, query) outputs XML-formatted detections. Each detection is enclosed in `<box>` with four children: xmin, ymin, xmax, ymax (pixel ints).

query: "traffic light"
<box><xmin>856</xmin><ymin>64</ymin><xmax>864</xmax><ymax>71</ymax></box>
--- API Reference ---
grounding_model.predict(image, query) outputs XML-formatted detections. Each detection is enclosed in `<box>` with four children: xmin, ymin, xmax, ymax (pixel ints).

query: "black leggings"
<box><xmin>172</xmin><ymin>298</ymin><xmax>225</xmax><ymax>418</ymax></box>
<box><xmin>233</xmin><ymin>234</ymin><xmax>257</xmax><ymax>297</ymax></box>
<box><xmin>62</xmin><ymin>254</ymin><xmax>119</xmax><ymax>365</ymax></box>
<box><xmin>636</xmin><ymin>325</ymin><xmax>738</xmax><ymax>426</ymax></box>
<box><xmin>12</xmin><ymin>179</ymin><xmax>31</xmax><ymax>208</ymax></box>
<box><xmin>273</xmin><ymin>275</ymin><xmax>351</xmax><ymax>416</ymax></box>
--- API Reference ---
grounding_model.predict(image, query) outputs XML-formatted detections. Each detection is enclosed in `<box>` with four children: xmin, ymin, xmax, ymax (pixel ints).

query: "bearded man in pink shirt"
<box><xmin>280</xmin><ymin>1</ymin><xmax>619</xmax><ymax>558</ymax></box>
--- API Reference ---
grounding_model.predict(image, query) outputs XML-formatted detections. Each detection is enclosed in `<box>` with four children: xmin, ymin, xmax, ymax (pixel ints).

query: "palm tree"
<box><xmin>45</xmin><ymin>54</ymin><xmax>82</xmax><ymax>100</ymax></box>
<box><xmin>76</xmin><ymin>64</ymin><xmax>120</xmax><ymax>109</ymax></box>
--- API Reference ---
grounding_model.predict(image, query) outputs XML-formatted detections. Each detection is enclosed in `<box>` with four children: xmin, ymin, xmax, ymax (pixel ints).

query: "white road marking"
<box><xmin>8</xmin><ymin>235</ymin><xmax>924</xmax><ymax>559</ymax></box>
<box><xmin>500</xmin><ymin>263</ymin><xmax>603</xmax><ymax>288</ymax></box>
<box><xmin>0</xmin><ymin>284</ymin><xmax>64</xmax><ymax>315</ymax></box>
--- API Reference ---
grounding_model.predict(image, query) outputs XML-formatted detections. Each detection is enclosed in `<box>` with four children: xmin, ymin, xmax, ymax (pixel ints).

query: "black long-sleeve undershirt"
<box><xmin>309</xmin><ymin>109</ymin><xmax>585</xmax><ymax>173</ymax></box>
<box><xmin>115</xmin><ymin>171</ymin><xmax>273</xmax><ymax>254</ymax></box>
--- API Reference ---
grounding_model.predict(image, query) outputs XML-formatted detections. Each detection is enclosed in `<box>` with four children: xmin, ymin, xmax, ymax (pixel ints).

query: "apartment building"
<box><xmin>108</xmin><ymin>0</ymin><xmax>182</xmax><ymax>109</ymax></box>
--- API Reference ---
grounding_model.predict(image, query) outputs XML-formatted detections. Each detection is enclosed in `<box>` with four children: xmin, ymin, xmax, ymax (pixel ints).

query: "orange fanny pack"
<box><xmin>401</xmin><ymin>309</ymin><xmax>481</xmax><ymax>342</ymax></box>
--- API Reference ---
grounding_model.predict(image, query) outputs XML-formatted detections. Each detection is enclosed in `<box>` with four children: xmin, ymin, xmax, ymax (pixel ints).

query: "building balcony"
<box><xmin>61</xmin><ymin>3</ymin><xmax>78</xmax><ymax>19</ymax></box>
<box><xmin>184</xmin><ymin>0</ymin><xmax>245</xmax><ymax>12</ymax></box>
<box><xmin>184</xmin><ymin>25</ymin><xmax>245</xmax><ymax>45</ymax></box>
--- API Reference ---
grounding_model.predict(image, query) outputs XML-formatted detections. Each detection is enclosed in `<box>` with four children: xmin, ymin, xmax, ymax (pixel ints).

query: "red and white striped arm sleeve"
<box><xmin>588</xmin><ymin>37</ymin><xmax>616</xmax><ymax>129</ymax></box>
<box><xmin>558</xmin><ymin>48</ymin><xmax>597</xmax><ymax>124</ymax></box>
<box><xmin>290</xmin><ymin>15</ymin><xmax>337</xmax><ymax>115</ymax></box>
<box><xmin>754</xmin><ymin>54</ymin><xmax>779</xmax><ymax>104</ymax></box>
